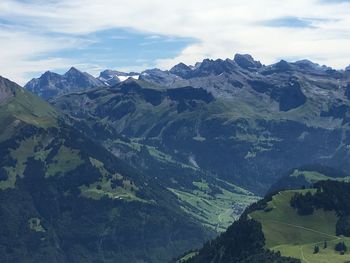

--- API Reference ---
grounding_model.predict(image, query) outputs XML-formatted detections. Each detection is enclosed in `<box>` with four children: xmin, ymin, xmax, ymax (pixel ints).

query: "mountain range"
<box><xmin>31</xmin><ymin>54</ymin><xmax>350</xmax><ymax>193</ymax></box>
<box><xmin>25</xmin><ymin>67</ymin><xmax>104</xmax><ymax>99</ymax></box>
<box><xmin>25</xmin><ymin>68</ymin><xmax>140</xmax><ymax>100</ymax></box>
<box><xmin>2</xmin><ymin>53</ymin><xmax>350</xmax><ymax>262</ymax></box>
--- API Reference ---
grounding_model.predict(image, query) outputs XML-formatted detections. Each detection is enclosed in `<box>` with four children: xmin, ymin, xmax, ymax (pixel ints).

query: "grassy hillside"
<box><xmin>250</xmin><ymin>190</ymin><xmax>350</xmax><ymax>262</ymax></box>
<box><xmin>181</xmin><ymin>216</ymin><xmax>300</xmax><ymax>263</ymax></box>
<box><xmin>0</xmin><ymin>77</ymin><xmax>59</xmax><ymax>143</ymax></box>
<box><xmin>53</xmin><ymin>82</ymin><xmax>260</xmax><ymax>231</ymax></box>
<box><xmin>0</xmin><ymin>77</ymin><xmax>213</xmax><ymax>263</ymax></box>
<box><xmin>169</xmin><ymin>180</ymin><xmax>258</xmax><ymax>232</ymax></box>
<box><xmin>269</xmin><ymin>165</ymin><xmax>350</xmax><ymax>193</ymax></box>
<box><xmin>186</xmin><ymin>180</ymin><xmax>350</xmax><ymax>263</ymax></box>
<box><xmin>104</xmin><ymin>135</ymin><xmax>259</xmax><ymax>232</ymax></box>
<box><xmin>52</xmin><ymin>79</ymin><xmax>350</xmax><ymax>195</ymax></box>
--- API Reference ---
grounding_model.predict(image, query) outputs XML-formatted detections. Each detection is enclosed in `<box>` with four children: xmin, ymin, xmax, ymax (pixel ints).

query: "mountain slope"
<box><xmin>51</xmin><ymin>79</ymin><xmax>260</xmax><ymax>230</ymax></box>
<box><xmin>185</xmin><ymin>180</ymin><xmax>350</xmax><ymax>263</ymax></box>
<box><xmin>52</xmin><ymin>71</ymin><xmax>350</xmax><ymax>194</ymax></box>
<box><xmin>0</xmin><ymin>76</ymin><xmax>213</xmax><ymax>263</ymax></box>
<box><xmin>269</xmin><ymin>165</ymin><xmax>350</xmax><ymax>193</ymax></box>
<box><xmin>25</xmin><ymin>67</ymin><xmax>105</xmax><ymax>99</ymax></box>
<box><xmin>183</xmin><ymin>218</ymin><xmax>300</xmax><ymax>263</ymax></box>
<box><xmin>250</xmin><ymin>182</ymin><xmax>350</xmax><ymax>263</ymax></box>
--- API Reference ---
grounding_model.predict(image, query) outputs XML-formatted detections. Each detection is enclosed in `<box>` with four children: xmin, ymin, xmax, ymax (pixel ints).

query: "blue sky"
<box><xmin>262</xmin><ymin>17</ymin><xmax>317</xmax><ymax>28</ymax></box>
<box><xmin>34</xmin><ymin>29</ymin><xmax>196</xmax><ymax>75</ymax></box>
<box><xmin>0</xmin><ymin>0</ymin><xmax>349</xmax><ymax>84</ymax></box>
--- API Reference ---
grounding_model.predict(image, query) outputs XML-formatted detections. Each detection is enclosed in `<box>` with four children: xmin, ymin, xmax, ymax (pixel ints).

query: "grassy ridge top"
<box><xmin>250</xmin><ymin>190</ymin><xmax>350</xmax><ymax>263</ymax></box>
<box><xmin>0</xmin><ymin>77</ymin><xmax>60</xmax><ymax>142</ymax></box>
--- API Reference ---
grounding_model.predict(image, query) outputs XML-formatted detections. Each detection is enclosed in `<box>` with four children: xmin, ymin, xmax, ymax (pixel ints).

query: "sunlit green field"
<box><xmin>170</xmin><ymin>180</ymin><xmax>259</xmax><ymax>232</ymax></box>
<box><xmin>250</xmin><ymin>190</ymin><xmax>350</xmax><ymax>263</ymax></box>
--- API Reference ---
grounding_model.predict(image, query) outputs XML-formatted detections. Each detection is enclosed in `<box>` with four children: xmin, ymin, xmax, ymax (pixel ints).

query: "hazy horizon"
<box><xmin>1</xmin><ymin>0</ymin><xmax>350</xmax><ymax>84</ymax></box>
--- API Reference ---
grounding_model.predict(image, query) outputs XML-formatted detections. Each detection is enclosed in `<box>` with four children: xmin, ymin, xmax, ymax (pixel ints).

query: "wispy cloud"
<box><xmin>262</xmin><ymin>17</ymin><xmax>316</xmax><ymax>28</ymax></box>
<box><xmin>0</xmin><ymin>0</ymin><xmax>350</xmax><ymax>84</ymax></box>
<box><xmin>319</xmin><ymin>0</ymin><xmax>350</xmax><ymax>3</ymax></box>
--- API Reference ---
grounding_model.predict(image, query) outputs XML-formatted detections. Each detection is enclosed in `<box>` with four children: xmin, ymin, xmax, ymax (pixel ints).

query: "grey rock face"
<box><xmin>25</xmin><ymin>68</ymin><xmax>105</xmax><ymax>99</ymax></box>
<box><xmin>139</xmin><ymin>69</ymin><xmax>179</xmax><ymax>86</ymax></box>
<box><xmin>64</xmin><ymin>67</ymin><xmax>103</xmax><ymax>87</ymax></box>
<box><xmin>234</xmin><ymin>54</ymin><xmax>262</xmax><ymax>70</ymax></box>
<box><xmin>26</xmin><ymin>54</ymin><xmax>350</xmax><ymax>112</ymax></box>
<box><xmin>137</xmin><ymin>54</ymin><xmax>350</xmax><ymax>112</ymax></box>
<box><xmin>169</xmin><ymin>63</ymin><xmax>193</xmax><ymax>78</ymax></box>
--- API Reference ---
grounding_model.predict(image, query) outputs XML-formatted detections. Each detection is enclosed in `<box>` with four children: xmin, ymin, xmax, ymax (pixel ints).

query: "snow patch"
<box><xmin>118</xmin><ymin>75</ymin><xmax>140</xmax><ymax>82</ymax></box>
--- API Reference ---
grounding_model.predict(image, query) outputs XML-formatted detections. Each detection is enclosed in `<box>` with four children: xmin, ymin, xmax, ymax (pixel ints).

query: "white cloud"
<box><xmin>0</xmin><ymin>0</ymin><xmax>350</xmax><ymax>84</ymax></box>
<box><xmin>0</xmin><ymin>27</ymin><xmax>82</xmax><ymax>84</ymax></box>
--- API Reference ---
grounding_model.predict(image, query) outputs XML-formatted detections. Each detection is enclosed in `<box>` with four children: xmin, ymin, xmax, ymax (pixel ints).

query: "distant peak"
<box><xmin>42</xmin><ymin>70</ymin><xmax>57</xmax><ymax>76</ymax></box>
<box><xmin>234</xmin><ymin>53</ymin><xmax>254</xmax><ymax>61</ymax></box>
<box><xmin>100</xmin><ymin>69</ymin><xmax>138</xmax><ymax>77</ymax></box>
<box><xmin>346</xmin><ymin>65</ymin><xmax>350</xmax><ymax>72</ymax></box>
<box><xmin>202</xmin><ymin>58</ymin><xmax>213</xmax><ymax>64</ymax></box>
<box><xmin>294</xmin><ymin>59</ymin><xmax>321</xmax><ymax>70</ymax></box>
<box><xmin>295</xmin><ymin>59</ymin><xmax>315</xmax><ymax>65</ymax></box>
<box><xmin>41</xmin><ymin>70</ymin><xmax>61</xmax><ymax>79</ymax></box>
<box><xmin>234</xmin><ymin>54</ymin><xmax>262</xmax><ymax>69</ymax></box>
<box><xmin>100</xmin><ymin>69</ymin><xmax>120</xmax><ymax>75</ymax></box>
<box><xmin>99</xmin><ymin>70</ymin><xmax>119</xmax><ymax>79</ymax></box>
<box><xmin>65</xmin><ymin>67</ymin><xmax>82</xmax><ymax>75</ymax></box>
<box><xmin>275</xmin><ymin>60</ymin><xmax>292</xmax><ymax>71</ymax></box>
<box><xmin>170</xmin><ymin>62</ymin><xmax>190</xmax><ymax>69</ymax></box>
<box><xmin>41</xmin><ymin>71</ymin><xmax>52</xmax><ymax>77</ymax></box>
<box><xmin>169</xmin><ymin>62</ymin><xmax>192</xmax><ymax>76</ymax></box>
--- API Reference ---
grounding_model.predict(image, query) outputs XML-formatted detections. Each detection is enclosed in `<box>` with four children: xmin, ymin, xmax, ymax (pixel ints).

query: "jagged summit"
<box><xmin>169</xmin><ymin>62</ymin><xmax>193</xmax><ymax>78</ymax></box>
<box><xmin>234</xmin><ymin>53</ymin><xmax>262</xmax><ymax>69</ymax></box>
<box><xmin>170</xmin><ymin>62</ymin><xmax>191</xmax><ymax>71</ymax></box>
<box><xmin>42</xmin><ymin>70</ymin><xmax>54</xmax><ymax>75</ymax></box>
<box><xmin>294</xmin><ymin>59</ymin><xmax>319</xmax><ymax>68</ymax></box>
<box><xmin>276</xmin><ymin>59</ymin><xmax>292</xmax><ymax>69</ymax></box>
<box><xmin>64</xmin><ymin>66</ymin><xmax>97</xmax><ymax>79</ymax></box>
<box><xmin>293</xmin><ymin>59</ymin><xmax>333</xmax><ymax>72</ymax></box>
<box><xmin>26</xmin><ymin>54</ymin><xmax>350</xmax><ymax>101</ymax></box>
<box><xmin>40</xmin><ymin>70</ymin><xmax>61</xmax><ymax>79</ymax></box>
<box><xmin>63</xmin><ymin>67</ymin><xmax>102</xmax><ymax>86</ymax></box>
<box><xmin>193</xmin><ymin>58</ymin><xmax>236</xmax><ymax>76</ymax></box>
<box><xmin>25</xmin><ymin>67</ymin><xmax>105</xmax><ymax>99</ymax></box>
<box><xmin>64</xmin><ymin>66</ymin><xmax>81</xmax><ymax>75</ymax></box>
